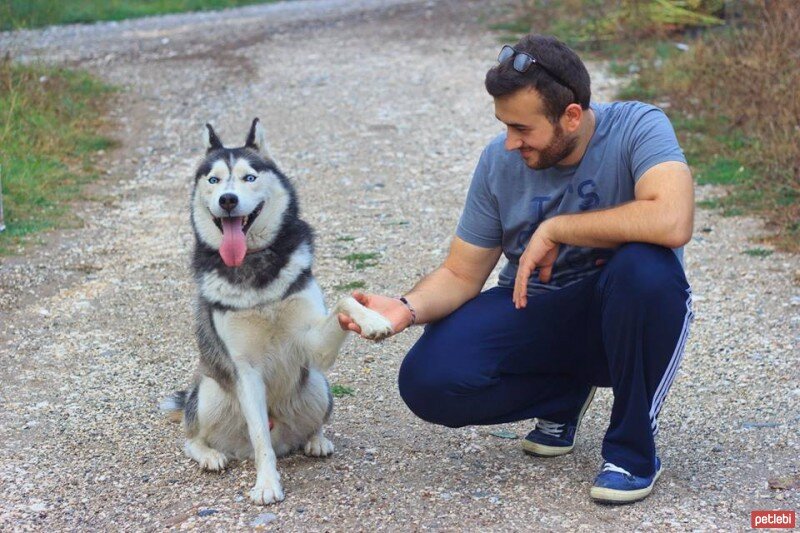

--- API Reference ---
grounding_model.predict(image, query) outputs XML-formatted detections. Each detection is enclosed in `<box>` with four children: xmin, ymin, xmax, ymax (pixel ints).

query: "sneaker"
<box><xmin>522</xmin><ymin>386</ymin><xmax>596</xmax><ymax>457</ymax></box>
<box><xmin>590</xmin><ymin>457</ymin><xmax>663</xmax><ymax>504</ymax></box>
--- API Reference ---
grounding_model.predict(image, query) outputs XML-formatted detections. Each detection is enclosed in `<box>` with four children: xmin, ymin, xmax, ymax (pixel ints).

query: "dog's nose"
<box><xmin>219</xmin><ymin>193</ymin><xmax>239</xmax><ymax>212</ymax></box>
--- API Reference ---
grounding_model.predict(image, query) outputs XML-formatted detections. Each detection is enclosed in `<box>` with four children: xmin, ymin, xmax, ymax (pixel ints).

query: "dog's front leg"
<box><xmin>334</xmin><ymin>297</ymin><xmax>393</xmax><ymax>341</ymax></box>
<box><xmin>234</xmin><ymin>362</ymin><xmax>284</xmax><ymax>505</ymax></box>
<box><xmin>306</xmin><ymin>297</ymin><xmax>393</xmax><ymax>370</ymax></box>
<box><xmin>305</xmin><ymin>308</ymin><xmax>351</xmax><ymax>371</ymax></box>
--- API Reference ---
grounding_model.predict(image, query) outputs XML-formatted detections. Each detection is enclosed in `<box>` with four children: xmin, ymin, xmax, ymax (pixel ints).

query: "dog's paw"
<box><xmin>184</xmin><ymin>439</ymin><xmax>227</xmax><ymax>471</ymax></box>
<box><xmin>352</xmin><ymin>309</ymin><xmax>393</xmax><ymax>341</ymax></box>
<box><xmin>198</xmin><ymin>448</ymin><xmax>228</xmax><ymax>471</ymax></box>
<box><xmin>249</xmin><ymin>481</ymin><xmax>285</xmax><ymax>505</ymax></box>
<box><xmin>304</xmin><ymin>435</ymin><xmax>334</xmax><ymax>457</ymax></box>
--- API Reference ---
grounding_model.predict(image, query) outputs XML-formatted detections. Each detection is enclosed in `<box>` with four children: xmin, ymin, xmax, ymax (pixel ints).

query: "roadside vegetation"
<box><xmin>0</xmin><ymin>0</ymin><xmax>279</xmax><ymax>31</ymax></box>
<box><xmin>0</xmin><ymin>57</ymin><xmax>116</xmax><ymax>254</ymax></box>
<box><xmin>493</xmin><ymin>0</ymin><xmax>799</xmax><ymax>252</ymax></box>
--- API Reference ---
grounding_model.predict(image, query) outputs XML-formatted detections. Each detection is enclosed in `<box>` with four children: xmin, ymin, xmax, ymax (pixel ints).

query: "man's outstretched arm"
<box><xmin>338</xmin><ymin>236</ymin><xmax>502</xmax><ymax>338</ymax></box>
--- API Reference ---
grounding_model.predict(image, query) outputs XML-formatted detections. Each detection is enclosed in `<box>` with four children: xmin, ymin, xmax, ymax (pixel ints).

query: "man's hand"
<box><xmin>513</xmin><ymin>221</ymin><xmax>560</xmax><ymax>309</ymax></box>
<box><xmin>337</xmin><ymin>291</ymin><xmax>413</xmax><ymax>340</ymax></box>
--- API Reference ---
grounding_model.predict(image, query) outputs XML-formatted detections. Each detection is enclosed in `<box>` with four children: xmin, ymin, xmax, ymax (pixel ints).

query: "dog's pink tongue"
<box><xmin>220</xmin><ymin>217</ymin><xmax>247</xmax><ymax>267</ymax></box>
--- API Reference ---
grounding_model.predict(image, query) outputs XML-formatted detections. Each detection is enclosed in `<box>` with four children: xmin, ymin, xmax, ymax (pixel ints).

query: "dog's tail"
<box><xmin>159</xmin><ymin>390</ymin><xmax>187</xmax><ymax>423</ymax></box>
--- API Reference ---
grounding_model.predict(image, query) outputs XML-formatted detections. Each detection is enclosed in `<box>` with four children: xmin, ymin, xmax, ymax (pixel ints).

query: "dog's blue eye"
<box><xmin>244</xmin><ymin>174</ymin><xmax>257</xmax><ymax>183</ymax></box>
<box><xmin>208</xmin><ymin>176</ymin><xmax>220</xmax><ymax>184</ymax></box>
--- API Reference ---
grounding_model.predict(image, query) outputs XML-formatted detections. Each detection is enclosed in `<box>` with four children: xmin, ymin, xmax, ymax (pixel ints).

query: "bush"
<box><xmin>496</xmin><ymin>0</ymin><xmax>725</xmax><ymax>48</ymax></box>
<box><xmin>637</xmin><ymin>0</ymin><xmax>800</xmax><ymax>250</ymax></box>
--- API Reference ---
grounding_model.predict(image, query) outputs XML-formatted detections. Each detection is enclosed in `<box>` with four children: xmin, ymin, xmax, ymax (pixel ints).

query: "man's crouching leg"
<box><xmin>397</xmin><ymin>286</ymin><xmax>598</xmax><ymax>430</ymax></box>
<box><xmin>591</xmin><ymin>242</ymin><xmax>693</xmax><ymax>504</ymax></box>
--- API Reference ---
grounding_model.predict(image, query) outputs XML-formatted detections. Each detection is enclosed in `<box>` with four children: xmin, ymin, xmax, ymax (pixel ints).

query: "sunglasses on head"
<box><xmin>497</xmin><ymin>45</ymin><xmax>577</xmax><ymax>102</ymax></box>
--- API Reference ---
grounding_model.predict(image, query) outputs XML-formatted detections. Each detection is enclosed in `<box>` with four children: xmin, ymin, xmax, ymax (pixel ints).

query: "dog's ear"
<box><xmin>244</xmin><ymin>118</ymin><xmax>277</xmax><ymax>164</ymax></box>
<box><xmin>204</xmin><ymin>123</ymin><xmax>223</xmax><ymax>152</ymax></box>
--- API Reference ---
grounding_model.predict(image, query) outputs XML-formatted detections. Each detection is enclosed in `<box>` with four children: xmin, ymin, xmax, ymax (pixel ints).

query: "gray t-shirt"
<box><xmin>456</xmin><ymin>101</ymin><xmax>687</xmax><ymax>295</ymax></box>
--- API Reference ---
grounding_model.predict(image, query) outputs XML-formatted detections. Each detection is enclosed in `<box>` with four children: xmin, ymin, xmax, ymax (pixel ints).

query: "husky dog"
<box><xmin>161</xmin><ymin>118</ymin><xmax>392</xmax><ymax>505</ymax></box>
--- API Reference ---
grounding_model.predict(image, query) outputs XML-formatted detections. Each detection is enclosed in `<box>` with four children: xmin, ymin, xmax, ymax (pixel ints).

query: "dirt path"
<box><xmin>1</xmin><ymin>0</ymin><xmax>797</xmax><ymax>530</ymax></box>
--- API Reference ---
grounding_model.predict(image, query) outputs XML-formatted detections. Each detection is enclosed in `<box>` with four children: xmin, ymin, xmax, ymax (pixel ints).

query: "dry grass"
<box><xmin>493</xmin><ymin>0</ymin><xmax>725</xmax><ymax>49</ymax></box>
<box><xmin>637</xmin><ymin>0</ymin><xmax>800</xmax><ymax>250</ymax></box>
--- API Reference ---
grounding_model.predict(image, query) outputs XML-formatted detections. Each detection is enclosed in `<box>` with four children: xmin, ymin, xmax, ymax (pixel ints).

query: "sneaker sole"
<box><xmin>589</xmin><ymin>465</ymin><xmax>663</xmax><ymax>504</ymax></box>
<box><xmin>522</xmin><ymin>386</ymin><xmax>597</xmax><ymax>457</ymax></box>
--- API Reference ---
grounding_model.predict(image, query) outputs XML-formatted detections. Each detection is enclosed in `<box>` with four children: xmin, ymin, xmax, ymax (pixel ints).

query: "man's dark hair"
<box><xmin>485</xmin><ymin>35</ymin><xmax>591</xmax><ymax>124</ymax></box>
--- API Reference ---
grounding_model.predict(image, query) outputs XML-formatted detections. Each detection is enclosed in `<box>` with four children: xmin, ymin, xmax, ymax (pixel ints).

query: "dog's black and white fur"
<box><xmin>161</xmin><ymin>118</ymin><xmax>392</xmax><ymax>505</ymax></box>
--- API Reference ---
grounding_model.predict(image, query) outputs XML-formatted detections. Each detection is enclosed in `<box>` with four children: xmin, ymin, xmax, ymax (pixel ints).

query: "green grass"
<box><xmin>334</xmin><ymin>280</ymin><xmax>366</xmax><ymax>292</ymax></box>
<box><xmin>742</xmin><ymin>248</ymin><xmax>773</xmax><ymax>258</ymax></box>
<box><xmin>695</xmin><ymin>158</ymin><xmax>749</xmax><ymax>186</ymax></box>
<box><xmin>615</xmin><ymin>79</ymin><xmax>658</xmax><ymax>101</ymax></box>
<box><xmin>0</xmin><ymin>59</ymin><xmax>116</xmax><ymax>254</ymax></box>
<box><xmin>341</xmin><ymin>252</ymin><xmax>380</xmax><ymax>270</ymax></box>
<box><xmin>330</xmin><ymin>384</ymin><xmax>355</xmax><ymax>398</ymax></box>
<box><xmin>0</xmin><ymin>0</ymin><xmax>281</xmax><ymax>31</ymax></box>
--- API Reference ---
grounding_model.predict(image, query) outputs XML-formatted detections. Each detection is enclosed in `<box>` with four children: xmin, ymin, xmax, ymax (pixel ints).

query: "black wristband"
<box><xmin>397</xmin><ymin>296</ymin><xmax>417</xmax><ymax>326</ymax></box>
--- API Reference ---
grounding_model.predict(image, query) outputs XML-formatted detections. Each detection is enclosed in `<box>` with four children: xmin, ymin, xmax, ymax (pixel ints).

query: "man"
<box><xmin>339</xmin><ymin>34</ymin><xmax>694</xmax><ymax>504</ymax></box>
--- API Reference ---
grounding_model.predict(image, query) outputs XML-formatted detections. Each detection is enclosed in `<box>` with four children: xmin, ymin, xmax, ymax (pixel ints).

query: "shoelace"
<box><xmin>535</xmin><ymin>419</ymin><xmax>565</xmax><ymax>437</ymax></box>
<box><xmin>601</xmin><ymin>462</ymin><xmax>633</xmax><ymax>477</ymax></box>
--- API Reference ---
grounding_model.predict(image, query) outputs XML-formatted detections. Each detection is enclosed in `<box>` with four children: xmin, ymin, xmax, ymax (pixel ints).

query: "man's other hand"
<box><xmin>513</xmin><ymin>222</ymin><xmax>560</xmax><ymax>309</ymax></box>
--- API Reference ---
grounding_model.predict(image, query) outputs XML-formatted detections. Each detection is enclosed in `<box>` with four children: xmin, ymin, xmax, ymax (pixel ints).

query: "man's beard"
<box><xmin>524</xmin><ymin>123</ymin><xmax>579</xmax><ymax>170</ymax></box>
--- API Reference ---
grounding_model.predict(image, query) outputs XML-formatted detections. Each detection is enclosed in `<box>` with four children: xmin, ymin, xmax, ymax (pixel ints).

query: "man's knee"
<box><xmin>602</xmin><ymin>243</ymin><xmax>685</xmax><ymax>300</ymax></box>
<box><xmin>398</xmin><ymin>342</ymin><xmax>472</xmax><ymax>428</ymax></box>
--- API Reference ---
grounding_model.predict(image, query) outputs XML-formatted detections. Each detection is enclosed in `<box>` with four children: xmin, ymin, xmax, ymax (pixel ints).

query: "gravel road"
<box><xmin>1</xmin><ymin>0</ymin><xmax>798</xmax><ymax>530</ymax></box>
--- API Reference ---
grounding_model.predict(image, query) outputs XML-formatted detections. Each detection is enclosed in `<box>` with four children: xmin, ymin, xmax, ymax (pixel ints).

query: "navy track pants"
<box><xmin>398</xmin><ymin>243</ymin><xmax>694</xmax><ymax>477</ymax></box>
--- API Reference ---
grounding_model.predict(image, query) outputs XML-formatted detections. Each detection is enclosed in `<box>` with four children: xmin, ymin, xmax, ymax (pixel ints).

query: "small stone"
<box><xmin>742</xmin><ymin>421</ymin><xmax>780</xmax><ymax>429</ymax></box>
<box><xmin>197</xmin><ymin>509</ymin><xmax>218</xmax><ymax>517</ymax></box>
<box><xmin>251</xmin><ymin>513</ymin><xmax>277</xmax><ymax>526</ymax></box>
<box><xmin>488</xmin><ymin>429</ymin><xmax>518</xmax><ymax>440</ymax></box>
<box><xmin>768</xmin><ymin>475</ymin><xmax>800</xmax><ymax>490</ymax></box>
<box><xmin>711</xmin><ymin>445</ymin><xmax>723</xmax><ymax>452</ymax></box>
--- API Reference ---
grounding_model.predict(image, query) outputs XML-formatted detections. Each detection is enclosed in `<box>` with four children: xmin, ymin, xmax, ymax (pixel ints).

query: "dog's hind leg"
<box><xmin>304</xmin><ymin>427</ymin><xmax>334</xmax><ymax>457</ymax></box>
<box><xmin>183</xmin><ymin>378</ymin><xmax>229</xmax><ymax>471</ymax></box>
<box><xmin>185</xmin><ymin>438</ymin><xmax>228</xmax><ymax>471</ymax></box>
<box><xmin>301</xmin><ymin>370</ymin><xmax>334</xmax><ymax>457</ymax></box>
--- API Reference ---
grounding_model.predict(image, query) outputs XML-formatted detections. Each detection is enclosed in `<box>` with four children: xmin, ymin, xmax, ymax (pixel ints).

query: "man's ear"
<box><xmin>204</xmin><ymin>123</ymin><xmax>223</xmax><ymax>152</ymax></box>
<box><xmin>244</xmin><ymin>117</ymin><xmax>278</xmax><ymax>165</ymax></box>
<box><xmin>562</xmin><ymin>103</ymin><xmax>584</xmax><ymax>133</ymax></box>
